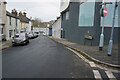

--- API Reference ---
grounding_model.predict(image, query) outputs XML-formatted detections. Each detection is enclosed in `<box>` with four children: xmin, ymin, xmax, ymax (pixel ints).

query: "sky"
<box><xmin>6</xmin><ymin>0</ymin><xmax>61</xmax><ymax>22</ymax></box>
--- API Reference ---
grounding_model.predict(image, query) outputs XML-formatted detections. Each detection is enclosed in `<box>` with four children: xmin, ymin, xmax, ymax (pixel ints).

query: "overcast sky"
<box><xmin>6</xmin><ymin>0</ymin><xmax>61</xmax><ymax>22</ymax></box>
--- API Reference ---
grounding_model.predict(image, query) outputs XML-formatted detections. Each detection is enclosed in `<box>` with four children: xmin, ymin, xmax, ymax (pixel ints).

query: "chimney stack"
<box><xmin>12</xmin><ymin>9</ymin><xmax>17</xmax><ymax>16</ymax></box>
<box><xmin>23</xmin><ymin>12</ymin><xmax>26</xmax><ymax>17</ymax></box>
<box><xmin>19</xmin><ymin>11</ymin><xmax>23</xmax><ymax>17</ymax></box>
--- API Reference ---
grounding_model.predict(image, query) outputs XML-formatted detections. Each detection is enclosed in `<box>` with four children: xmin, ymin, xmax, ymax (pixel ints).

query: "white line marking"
<box><xmin>66</xmin><ymin>47</ymin><xmax>89</xmax><ymax>63</ymax></box>
<box><xmin>105</xmin><ymin>71</ymin><xmax>117</xmax><ymax>80</ymax></box>
<box><xmin>93</xmin><ymin>70</ymin><xmax>102</xmax><ymax>80</ymax></box>
<box><xmin>89</xmin><ymin>62</ymin><xmax>96</xmax><ymax>67</ymax></box>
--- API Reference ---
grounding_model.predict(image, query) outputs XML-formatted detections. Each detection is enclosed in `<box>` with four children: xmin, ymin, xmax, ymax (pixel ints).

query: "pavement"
<box><xmin>2</xmin><ymin>36</ymin><xmax>120</xmax><ymax>79</ymax></box>
<box><xmin>0</xmin><ymin>40</ymin><xmax>12</xmax><ymax>51</ymax></box>
<box><xmin>48</xmin><ymin>36</ymin><xmax>120</xmax><ymax>68</ymax></box>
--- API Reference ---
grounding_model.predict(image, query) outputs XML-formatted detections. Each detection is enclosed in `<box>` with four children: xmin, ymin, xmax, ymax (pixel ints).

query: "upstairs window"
<box><xmin>9</xmin><ymin>17</ymin><xmax>11</xmax><ymax>26</ymax></box>
<box><xmin>0</xmin><ymin>28</ymin><xmax>3</xmax><ymax>34</ymax></box>
<box><xmin>78</xmin><ymin>0</ymin><xmax>95</xmax><ymax>26</ymax></box>
<box><xmin>66</xmin><ymin>11</ymin><xmax>69</xmax><ymax>20</ymax></box>
<box><xmin>16</xmin><ymin>19</ymin><xmax>17</xmax><ymax>27</ymax></box>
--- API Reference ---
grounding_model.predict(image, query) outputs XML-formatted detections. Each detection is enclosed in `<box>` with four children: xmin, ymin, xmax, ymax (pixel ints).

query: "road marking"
<box><xmin>66</xmin><ymin>47</ymin><xmax>89</xmax><ymax>63</ymax></box>
<box><xmin>89</xmin><ymin>62</ymin><xmax>96</xmax><ymax>67</ymax></box>
<box><xmin>66</xmin><ymin>47</ymin><xmax>118</xmax><ymax>80</ymax></box>
<box><xmin>66</xmin><ymin>47</ymin><xmax>97</xmax><ymax>68</ymax></box>
<box><xmin>105</xmin><ymin>71</ymin><xmax>117</xmax><ymax>80</ymax></box>
<box><xmin>93</xmin><ymin>70</ymin><xmax>102</xmax><ymax>80</ymax></box>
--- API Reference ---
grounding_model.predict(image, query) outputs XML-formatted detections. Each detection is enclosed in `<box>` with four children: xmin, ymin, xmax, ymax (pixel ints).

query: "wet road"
<box><xmin>3</xmin><ymin>36</ymin><xmax>94</xmax><ymax>78</ymax></box>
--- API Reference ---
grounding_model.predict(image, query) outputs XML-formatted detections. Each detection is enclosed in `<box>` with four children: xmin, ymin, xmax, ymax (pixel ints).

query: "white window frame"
<box><xmin>66</xmin><ymin>11</ymin><xmax>69</xmax><ymax>20</ymax></box>
<box><xmin>78</xmin><ymin>0</ymin><xmax>95</xmax><ymax>27</ymax></box>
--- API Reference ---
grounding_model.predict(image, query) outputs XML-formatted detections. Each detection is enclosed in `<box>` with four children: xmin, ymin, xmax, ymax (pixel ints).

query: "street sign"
<box><xmin>103</xmin><ymin>7</ymin><xmax>107</xmax><ymax>17</ymax></box>
<box><xmin>101</xmin><ymin>7</ymin><xmax>107</xmax><ymax>17</ymax></box>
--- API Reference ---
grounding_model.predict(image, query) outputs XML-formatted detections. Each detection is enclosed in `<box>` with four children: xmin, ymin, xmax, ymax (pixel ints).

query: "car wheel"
<box><xmin>27</xmin><ymin>40</ymin><xmax>29</xmax><ymax>43</ymax></box>
<box><xmin>12</xmin><ymin>44</ymin><xmax>15</xmax><ymax>47</ymax></box>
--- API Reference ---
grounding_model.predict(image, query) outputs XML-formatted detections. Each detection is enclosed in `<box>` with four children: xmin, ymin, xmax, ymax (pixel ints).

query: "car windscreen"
<box><xmin>15</xmin><ymin>35</ymin><xmax>19</xmax><ymax>38</ymax></box>
<box><xmin>19</xmin><ymin>34</ymin><xmax>25</xmax><ymax>38</ymax></box>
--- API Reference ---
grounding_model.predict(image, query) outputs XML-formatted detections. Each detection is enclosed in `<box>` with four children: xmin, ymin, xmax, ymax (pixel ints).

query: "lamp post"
<box><xmin>99</xmin><ymin>1</ymin><xmax>110</xmax><ymax>51</ymax></box>
<box><xmin>99</xmin><ymin>0</ymin><xmax>112</xmax><ymax>51</ymax></box>
<box><xmin>99</xmin><ymin>6</ymin><xmax>105</xmax><ymax>51</ymax></box>
<box><xmin>108</xmin><ymin>0</ymin><xmax>118</xmax><ymax>56</ymax></box>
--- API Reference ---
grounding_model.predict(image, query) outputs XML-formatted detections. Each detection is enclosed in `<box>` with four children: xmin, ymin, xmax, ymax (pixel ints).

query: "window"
<box><xmin>61</xmin><ymin>14</ymin><xmax>64</xmax><ymax>21</ymax></box>
<box><xmin>1</xmin><ymin>28</ymin><xmax>3</xmax><ymax>34</ymax></box>
<box><xmin>78</xmin><ymin>0</ymin><xmax>95</xmax><ymax>26</ymax></box>
<box><xmin>0</xmin><ymin>28</ymin><xmax>2</xmax><ymax>34</ymax></box>
<box><xmin>16</xmin><ymin>19</ymin><xmax>17</xmax><ymax>26</ymax></box>
<box><xmin>0</xmin><ymin>25</ymin><xmax>3</xmax><ymax>34</ymax></box>
<box><xmin>9</xmin><ymin>17</ymin><xmax>11</xmax><ymax>26</ymax></box>
<box><xmin>66</xmin><ymin>11</ymin><xmax>69</xmax><ymax>20</ymax></box>
<box><xmin>9</xmin><ymin>30</ymin><xmax>12</xmax><ymax>38</ymax></box>
<box><xmin>101</xmin><ymin>2</ymin><xmax>118</xmax><ymax>27</ymax></box>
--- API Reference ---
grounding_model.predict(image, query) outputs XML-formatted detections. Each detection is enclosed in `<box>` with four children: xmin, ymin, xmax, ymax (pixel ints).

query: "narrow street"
<box><xmin>3</xmin><ymin>36</ymin><xmax>94</xmax><ymax>78</ymax></box>
<box><xmin>2</xmin><ymin>36</ymin><xmax>119</xmax><ymax>79</ymax></box>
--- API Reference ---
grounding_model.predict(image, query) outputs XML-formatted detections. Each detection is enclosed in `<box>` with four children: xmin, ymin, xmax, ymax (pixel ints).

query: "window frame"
<box><xmin>9</xmin><ymin>17</ymin><xmax>12</xmax><ymax>26</ymax></box>
<box><xmin>78</xmin><ymin>0</ymin><xmax>95</xmax><ymax>27</ymax></box>
<box><xmin>16</xmin><ymin>18</ymin><xmax>18</xmax><ymax>27</ymax></box>
<box><xmin>66</xmin><ymin>11</ymin><xmax>69</xmax><ymax>20</ymax></box>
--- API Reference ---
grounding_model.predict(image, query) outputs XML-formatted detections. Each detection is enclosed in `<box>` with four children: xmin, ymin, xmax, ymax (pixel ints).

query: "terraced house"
<box><xmin>18</xmin><ymin>11</ymin><xmax>30</xmax><ymax>33</ymax></box>
<box><xmin>6</xmin><ymin>10</ymin><xmax>20</xmax><ymax>40</ymax></box>
<box><xmin>61</xmin><ymin>0</ymin><xmax>119</xmax><ymax>46</ymax></box>
<box><xmin>0</xmin><ymin>0</ymin><xmax>32</xmax><ymax>41</ymax></box>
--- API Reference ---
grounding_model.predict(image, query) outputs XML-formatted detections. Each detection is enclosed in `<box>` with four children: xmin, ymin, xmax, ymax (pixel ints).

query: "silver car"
<box><xmin>12</xmin><ymin>33</ymin><xmax>29</xmax><ymax>46</ymax></box>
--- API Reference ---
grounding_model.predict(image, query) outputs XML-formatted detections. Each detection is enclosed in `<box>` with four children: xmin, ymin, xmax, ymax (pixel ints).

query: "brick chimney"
<box><xmin>12</xmin><ymin>9</ymin><xmax>17</xmax><ymax>16</ymax></box>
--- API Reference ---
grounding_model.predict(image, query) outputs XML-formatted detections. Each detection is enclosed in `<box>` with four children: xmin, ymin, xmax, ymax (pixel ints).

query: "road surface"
<box><xmin>2</xmin><ymin>36</ymin><xmax>119</xmax><ymax>79</ymax></box>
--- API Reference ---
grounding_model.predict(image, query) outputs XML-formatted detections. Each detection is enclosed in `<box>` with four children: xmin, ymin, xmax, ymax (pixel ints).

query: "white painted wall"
<box><xmin>0</xmin><ymin>0</ymin><xmax>7</xmax><ymax>41</ymax></box>
<box><xmin>6</xmin><ymin>16</ymin><xmax>20</xmax><ymax>40</ymax></box>
<box><xmin>33</xmin><ymin>27</ymin><xmax>49</xmax><ymax>35</ymax></box>
<box><xmin>0</xmin><ymin>0</ymin><xmax>6</xmax><ymax>24</ymax></box>
<box><xmin>52</xmin><ymin>18</ymin><xmax>61</xmax><ymax>39</ymax></box>
<box><xmin>28</xmin><ymin>21</ymin><xmax>32</xmax><ymax>32</ymax></box>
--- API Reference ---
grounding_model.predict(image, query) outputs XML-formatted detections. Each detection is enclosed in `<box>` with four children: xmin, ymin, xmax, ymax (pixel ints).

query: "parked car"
<box><xmin>28</xmin><ymin>32</ymin><xmax>38</xmax><ymax>39</ymax></box>
<box><xmin>12</xmin><ymin>33</ymin><xmax>29</xmax><ymax>46</ymax></box>
<box><xmin>28</xmin><ymin>33</ymin><xmax>34</xmax><ymax>39</ymax></box>
<box><xmin>33</xmin><ymin>33</ymin><xmax>38</xmax><ymax>38</ymax></box>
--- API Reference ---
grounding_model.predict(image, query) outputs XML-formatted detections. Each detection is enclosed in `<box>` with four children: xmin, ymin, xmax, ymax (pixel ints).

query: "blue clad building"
<box><xmin>49</xmin><ymin>28</ymin><xmax>52</xmax><ymax>36</ymax></box>
<box><xmin>61</xmin><ymin>0</ymin><xmax>120</xmax><ymax>46</ymax></box>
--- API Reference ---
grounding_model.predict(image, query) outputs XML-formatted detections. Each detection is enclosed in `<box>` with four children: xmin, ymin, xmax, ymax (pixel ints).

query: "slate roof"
<box><xmin>6</xmin><ymin>11</ymin><xmax>19</xmax><ymax>19</ymax></box>
<box><xmin>18</xmin><ymin>15</ymin><xmax>30</xmax><ymax>23</ymax></box>
<box><xmin>6</xmin><ymin>11</ymin><xmax>30</xmax><ymax>23</ymax></box>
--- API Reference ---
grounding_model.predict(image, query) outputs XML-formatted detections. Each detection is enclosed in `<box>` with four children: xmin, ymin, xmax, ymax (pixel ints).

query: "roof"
<box><xmin>6</xmin><ymin>11</ymin><xmax>19</xmax><ymax>19</ymax></box>
<box><xmin>18</xmin><ymin>16</ymin><xmax>30</xmax><ymax>23</ymax></box>
<box><xmin>6</xmin><ymin>11</ymin><xmax>30</xmax><ymax>23</ymax></box>
<box><xmin>52</xmin><ymin>17</ymin><xmax>61</xmax><ymax>26</ymax></box>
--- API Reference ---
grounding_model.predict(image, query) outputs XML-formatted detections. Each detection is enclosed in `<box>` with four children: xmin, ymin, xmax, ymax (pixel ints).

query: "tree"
<box><xmin>32</xmin><ymin>18</ymin><xmax>42</xmax><ymax>27</ymax></box>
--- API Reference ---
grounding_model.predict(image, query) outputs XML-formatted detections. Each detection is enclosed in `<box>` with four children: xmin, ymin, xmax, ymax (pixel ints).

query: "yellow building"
<box><xmin>18</xmin><ymin>11</ymin><xmax>30</xmax><ymax>32</ymax></box>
